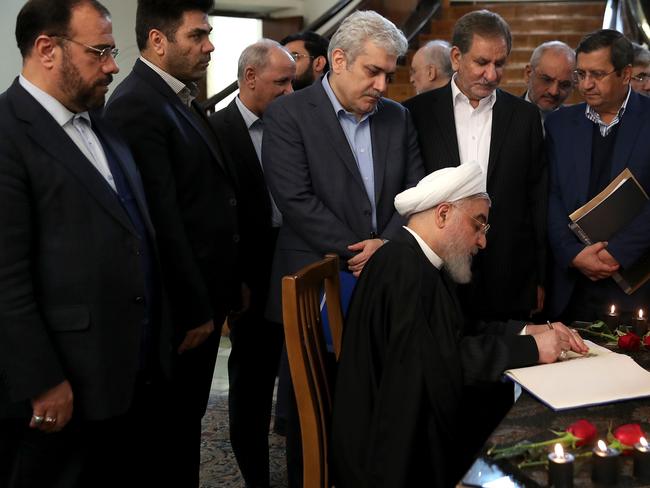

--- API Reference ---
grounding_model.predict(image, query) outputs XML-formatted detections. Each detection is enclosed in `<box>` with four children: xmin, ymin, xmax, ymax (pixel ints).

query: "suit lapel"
<box><xmin>570</xmin><ymin>105</ymin><xmax>593</xmax><ymax>207</ymax></box>
<box><xmin>11</xmin><ymin>82</ymin><xmax>136</xmax><ymax>235</ymax></box>
<box><xmin>433</xmin><ymin>83</ymin><xmax>461</xmax><ymax>166</ymax></box>
<box><xmin>308</xmin><ymin>82</ymin><xmax>366</xmax><ymax>193</ymax></box>
<box><xmin>134</xmin><ymin>60</ymin><xmax>227</xmax><ymax>173</ymax></box>
<box><xmin>487</xmin><ymin>90</ymin><xmax>514</xmax><ymax>182</ymax></box>
<box><xmin>611</xmin><ymin>91</ymin><xmax>644</xmax><ymax>178</ymax></box>
<box><xmin>370</xmin><ymin>99</ymin><xmax>388</xmax><ymax>203</ymax></box>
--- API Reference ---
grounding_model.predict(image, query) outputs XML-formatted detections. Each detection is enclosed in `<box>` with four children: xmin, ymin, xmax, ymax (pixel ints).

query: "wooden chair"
<box><xmin>282</xmin><ymin>254</ymin><xmax>344</xmax><ymax>488</ymax></box>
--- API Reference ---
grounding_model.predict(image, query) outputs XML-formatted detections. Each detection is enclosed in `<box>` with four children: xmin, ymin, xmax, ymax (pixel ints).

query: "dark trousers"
<box><xmin>228</xmin><ymin>313</ymin><xmax>284</xmax><ymax>487</ymax></box>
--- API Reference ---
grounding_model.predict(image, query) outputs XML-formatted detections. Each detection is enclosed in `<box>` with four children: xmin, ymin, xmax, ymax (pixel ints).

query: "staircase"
<box><xmin>387</xmin><ymin>1</ymin><xmax>605</xmax><ymax>104</ymax></box>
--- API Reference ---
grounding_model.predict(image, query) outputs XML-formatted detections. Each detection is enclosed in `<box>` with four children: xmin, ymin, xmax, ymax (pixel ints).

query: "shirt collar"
<box><xmin>585</xmin><ymin>85</ymin><xmax>631</xmax><ymax>126</ymax></box>
<box><xmin>451</xmin><ymin>73</ymin><xmax>497</xmax><ymax>111</ymax></box>
<box><xmin>19</xmin><ymin>74</ymin><xmax>91</xmax><ymax>127</ymax></box>
<box><xmin>403</xmin><ymin>226</ymin><xmax>443</xmax><ymax>269</ymax></box>
<box><xmin>140</xmin><ymin>56</ymin><xmax>198</xmax><ymax>106</ymax></box>
<box><xmin>322</xmin><ymin>73</ymin><xmax>376</xmax><ymax>122</ymax></box>
<box><xmin>235</xmin><ymin>95</ymin><xmax>261</xmax><ymax>130</ymax></box>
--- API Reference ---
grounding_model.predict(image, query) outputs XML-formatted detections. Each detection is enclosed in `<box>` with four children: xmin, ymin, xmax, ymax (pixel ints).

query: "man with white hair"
<box><xmin>409</xmin><ymin>39</ymin><xmax>453</xmax><ymax>94</ymax></box>
<box><xmin>332</xmin><ymin>163</ymin><xmax>587</xmax><ymax>488</ymax></box>
<box><xmin>631</xmin><ymin>42</ymin><xmax>650</xmax><ymax>96</ymax></box>
<box><xmin>523</xmin><ymin>41</ymin><xmax>576</xmax><ymax>118</ymax></box>
<box><xmin>209</xmin><ymin>39</ymin><xmax>294</xmax><ymax>488</ymax></box>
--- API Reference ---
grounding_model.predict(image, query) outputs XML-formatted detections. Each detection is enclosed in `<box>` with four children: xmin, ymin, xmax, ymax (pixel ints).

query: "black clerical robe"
<box><xmin>331</xmin><ymin>228</ymin><xmax>538</xmax><ymax>488</ymax></box>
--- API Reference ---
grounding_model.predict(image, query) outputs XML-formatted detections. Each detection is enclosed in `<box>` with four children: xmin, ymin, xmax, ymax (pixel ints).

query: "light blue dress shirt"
<box><xmin>322</xmin><ymin>75</ymin><xmax>377</xmax><ymax>231</ymax></box>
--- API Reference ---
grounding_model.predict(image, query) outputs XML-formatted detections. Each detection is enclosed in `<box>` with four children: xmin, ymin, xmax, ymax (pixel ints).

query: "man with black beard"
<box><xmin>280</xmin><ymin>31</ymin><xmax>329</xmax><ymax>90</ymax></box>
<box><xmin>0</xmin><ymin>0</ymin><xmax>171</xmax><ymax>486</ymax></box>
<box><xmin>332</xmin><ymin>163</ymin><xmax>587</xmax><ymax>488</ymax></box>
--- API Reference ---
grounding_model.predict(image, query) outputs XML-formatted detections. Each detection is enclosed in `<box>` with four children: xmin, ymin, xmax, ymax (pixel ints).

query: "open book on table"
<box><xmin>505</xmin><ymin>340</ymin><xmax>650</xmax><ymax>410</ymax></box>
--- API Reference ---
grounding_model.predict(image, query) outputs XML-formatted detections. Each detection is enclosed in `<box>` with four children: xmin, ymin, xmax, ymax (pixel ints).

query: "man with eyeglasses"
<box><xmin>0</xmin><ymin>0</ymin><xmax>172</xmax><ymax>487</ymax></box>
<box><xmin>631</xmin><ymin>42</ymin><xmax>650</xmax><ymax>96</ymax></box>
<box><xmin>105</xmin><ymin>0</ymin><xmax>239</xmax><ymax>486</ymax></box>
<box><xmin>404</xmin><ymin>9</ymin><xmax>547</xmax><ymax>459</ymax></box>
<box><xmin>280</xmin><ymin>31</ymin><xmax>329</xmax><ymax>90</ymax></box>
<box><xmin>546</xmin><ymin>29</ymin><xmax>650</xmax><ymax>323</ymax></box>
<box><xmin>523</xmin><ymin>41</ymin><xmax>575</xmax><ymax>120</ymax></box>
<box><xmin>332</xmin><ymin>163</ymin><xmax>587</xmax><ymax>488</ymax></box>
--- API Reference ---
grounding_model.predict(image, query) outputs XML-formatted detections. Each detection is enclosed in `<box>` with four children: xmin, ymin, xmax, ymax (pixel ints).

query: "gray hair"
<box><xmin>420</xmin><ymin>40</ymin><xmax>453</xmax><ymax>78</ymax></box>
<box><xmin>452</xmin><ymin>9</ymin><xmax>512</xmax><ymax>55</ymax></box>
<box><xmin>632</xmin><ymin>42</ymin><xmax>650</xmax><ymax>66</ymax></box>
<box><xmin>237</xmin><ymin>38</ymin><xmax>286</xmax><ymax>83</ymax></box>
<box><xmin>529</xmin><ymin>40</ymin><xmax>575</xmax><ymax>69</ymax></box>
<box><xmin>328</xmin><ymin>10</ymin><xmax>408</xmax><ymax>67</ymax></box>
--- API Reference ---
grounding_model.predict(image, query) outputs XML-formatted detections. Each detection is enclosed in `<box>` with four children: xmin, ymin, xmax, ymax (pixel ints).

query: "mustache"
<box><xmin>362</xmin><ymin>90</ymin><xmax>382</xmax><ymax>98</ymax></box>
<box><xmin>95</xmin><ymin>75</ymin><xmax>113</xmax><ymax>87</ymax></box>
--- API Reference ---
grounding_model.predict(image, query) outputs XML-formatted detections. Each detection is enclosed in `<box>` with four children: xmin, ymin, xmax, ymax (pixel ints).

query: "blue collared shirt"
<box><xmin>322</xmin><ymin>74</ymin><xmax>377</xmax><ymax>231</ymax></box>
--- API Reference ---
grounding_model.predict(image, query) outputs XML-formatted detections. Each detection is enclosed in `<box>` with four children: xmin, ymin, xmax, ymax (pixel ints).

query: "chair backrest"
<box><xmin>282</xmin><ymin>254</ymin><xmax>344</xmax><ymax>488</ymax></box>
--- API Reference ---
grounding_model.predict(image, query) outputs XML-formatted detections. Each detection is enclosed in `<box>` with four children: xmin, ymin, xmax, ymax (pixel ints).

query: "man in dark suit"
<box><xmin>547</xmin><ymin>29</ymin><xmax>650</xmax><ymax>321</ymax></box>
<box><xmin>104</xmin><ymin>0</ymin><xmax>239</xmax><ymax>486</ymax></box>
<box><xmin>0</xmin><ymin>1</ymin><xmax>170</xmax><ymax>486</ymax></box>
<box><xmin>263</xmin><ymin>11</ymin><xmax>423</xmax><ymax>486</ymax></box>
<box><xmin>403</xmin><ymin>9</ymin><xmax>547</xmax><ymax>458</ymax></box>
<box><xmin>209</xmin><ymin>39</ymin><xmax>295</xmax><ymax>488</ymax></box>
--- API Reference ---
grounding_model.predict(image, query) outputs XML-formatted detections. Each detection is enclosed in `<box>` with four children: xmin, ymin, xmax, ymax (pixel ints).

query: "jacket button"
<box><xmin>232</xmin><ymin>234</ymin><xmax>240</xmax><ymax>243</ymax></box>
<box><xmin>134</xmin><ymin>296</ymin><xmax>145</xmax><ymax>304</ymax></box>
<box><xmin>229</xmin><ymin>198</ymin><xmax>237</xmax><ymax>207</ymax></box>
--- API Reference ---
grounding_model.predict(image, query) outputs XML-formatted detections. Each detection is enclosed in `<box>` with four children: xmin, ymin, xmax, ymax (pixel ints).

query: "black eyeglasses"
<box><xmin>572</xmin><ymin>68</ymin><xmax>617</xmax><ymax>82</ymax></box>
<box><xmin>632</xmin><ymin>72</ymin><xmax>650</xmax><ymax>82</ymax></box>
<box><xmin>53</xmin><ymin>36</ymin><xmax>119</xmax><ymax>62</ymax></box>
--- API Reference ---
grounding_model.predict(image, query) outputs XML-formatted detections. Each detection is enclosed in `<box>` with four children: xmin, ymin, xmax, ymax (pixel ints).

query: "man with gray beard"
<box><xmin>332</xmin><ymin>163</ymin><xmax>587</xmax><ymax>487</ymax></box>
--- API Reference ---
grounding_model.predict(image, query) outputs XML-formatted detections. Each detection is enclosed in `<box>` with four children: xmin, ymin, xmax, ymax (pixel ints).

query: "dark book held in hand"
<box><xmin>568</xmin><ymin>168</ymin><xmax>650</xmax><ymax>294</ymax></box>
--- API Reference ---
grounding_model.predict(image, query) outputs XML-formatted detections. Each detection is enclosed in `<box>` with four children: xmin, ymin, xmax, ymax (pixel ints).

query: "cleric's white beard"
<box><xmin>440</xmin><ymin>229</ymin><xmax>476</xmax><ymax>284</ymax></box>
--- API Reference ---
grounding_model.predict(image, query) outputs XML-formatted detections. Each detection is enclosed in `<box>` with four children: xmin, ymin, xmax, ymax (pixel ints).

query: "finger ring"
<box><xmin>44</xmin><ymin>416</ymin><xmax>57</xmax><ymax>424</ymax></box>
<box><xmin>33</xmin><ymin>415</ymin><xmax>44</xmax><ymax>425</ymax></box>
<box><xmin>560</xmin><ymin>350</ymin><xmax>567</xmax><ymax>359</ymax></box>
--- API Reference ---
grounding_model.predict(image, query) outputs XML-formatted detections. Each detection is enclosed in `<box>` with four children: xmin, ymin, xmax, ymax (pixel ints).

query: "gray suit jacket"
<box><xmin>262</xmin><ymin>79</ymin><xmax>424</xmax><ymax>322</ymax></box>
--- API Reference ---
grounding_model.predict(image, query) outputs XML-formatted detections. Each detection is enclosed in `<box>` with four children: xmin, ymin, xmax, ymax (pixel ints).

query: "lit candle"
<box><xmin>592</xmin><ymin>439</ymin><xmax>619</xmax><ymax>485</ymax></box>
<box><xmin>604</xmin><ymin>304</ymin><xmax>619</xmax><ymax>333</ymax></box>
<box><xmin>634</xmin><ymin>436</ymin><xmax>650</xmax><ymax>481</ymax></box>
<box><xmin>548</xmin><ymin>443</ymin><xmax>574</xmax><ymax>487</ymax></box>
<box><xmin>634</xmin><ymin>309</ymin><xmax>648</xmax><ymax>337</ymax></box>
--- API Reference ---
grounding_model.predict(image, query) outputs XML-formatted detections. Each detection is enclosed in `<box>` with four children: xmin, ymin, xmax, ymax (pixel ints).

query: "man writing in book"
<box><xmin>332</xmin><ymin>163</ymin><xmax>587</xmax><ymax>488</ymax></box>
<box><xmin>547</xmin><ymin>29</ymin><xmax>650</xmax><ymax>321</ymax></box>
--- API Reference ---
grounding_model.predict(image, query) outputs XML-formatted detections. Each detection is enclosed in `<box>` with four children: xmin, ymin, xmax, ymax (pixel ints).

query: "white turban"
<box><xmin>394</xmin><ymin>162</ymin><xmax>486</xmax><ymax>218</ymax></box>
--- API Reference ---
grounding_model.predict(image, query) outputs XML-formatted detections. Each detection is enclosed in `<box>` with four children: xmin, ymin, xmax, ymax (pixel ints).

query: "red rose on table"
<box><xmin>567</xmin><ymin>419</ymin><xmax>597</xmax><ymax>446</ymax></box>
<box><xmin>610</xmin><ymin>424</ymin><xmax>647</xmax><ymax>455</ymax></box>
<box><xmin>644</xmin><ymin>335</ymin><xmax>650</xmax><ymax>348</ymax></box>
<box><xmin>618</xmin><ymin>332</ymin><xmax>641</xmax><ymax>351</ymax></box>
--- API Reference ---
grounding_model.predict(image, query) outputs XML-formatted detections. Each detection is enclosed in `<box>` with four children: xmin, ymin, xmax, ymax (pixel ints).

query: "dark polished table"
<box><xmin>460</xmin><ymin>345</ymin><xmax>650</xmax><ymax>487</ymax></box>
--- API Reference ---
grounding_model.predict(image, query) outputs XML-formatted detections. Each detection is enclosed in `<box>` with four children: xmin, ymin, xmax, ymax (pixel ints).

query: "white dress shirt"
<box><xmin>451</xmin><ymin>75</ymin><xmax>496</xmax><ymax>177</ymax></box>
<box><xmin>19</xmin><ymin>75</ymin><xmax>116</xmax><ymax>192</ymax></box>
<box><xmin>403</xmin><ymin>226</ymin><xmax>443</xmax><ymax>269</ymax></box>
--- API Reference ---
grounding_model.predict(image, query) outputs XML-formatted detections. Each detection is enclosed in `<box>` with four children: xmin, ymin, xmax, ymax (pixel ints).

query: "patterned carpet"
<box><xmin>199</xmin><ymin>393</ymin><xmax>288</xmax><ymax>488</ymax></box>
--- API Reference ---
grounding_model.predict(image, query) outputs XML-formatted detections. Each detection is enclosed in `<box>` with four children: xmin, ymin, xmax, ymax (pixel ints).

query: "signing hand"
<box><xmin>30</xmin><ymin>380</ymin><xmax>73</xmax><ymax>433</ymax></box>
<box><xmin>347</xmin><ymin>238</ymin><xmax>384</xmax><ymax>277</ymax></box>
<box><xmin>571</xmin><ymin>242</ymin><xmax>619</xmax><ymax>281</ymax></box>
<box><xmin>178</xmin><ymin>319</ymin><xmax>215</xmax><ymax>354</ymax></box>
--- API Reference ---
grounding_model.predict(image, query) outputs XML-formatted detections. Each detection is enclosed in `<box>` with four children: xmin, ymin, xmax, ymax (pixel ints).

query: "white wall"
<box><xmin>0</xmin><ymin>0</ymin><xmax>28</xmax><ymax>91</ymax></box>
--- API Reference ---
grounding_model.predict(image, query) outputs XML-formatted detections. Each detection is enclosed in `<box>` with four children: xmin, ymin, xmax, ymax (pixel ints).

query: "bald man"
<box><xmin>523</xmin><ymin>41</ymin><xmax>576</xmax><ymax>117</ymax></box>
<box><xmin>409</xmin><ymin>40</ymin><xmax>453</xmax><ymax>94</ymax></box>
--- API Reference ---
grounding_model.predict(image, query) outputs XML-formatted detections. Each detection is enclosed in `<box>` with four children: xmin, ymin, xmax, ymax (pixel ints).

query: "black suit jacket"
<box><xmin>105</xmin><ymin>59</ymin><xmax>239</xmax><ymax>333</ymax></box>
<box><xmin>0</xmin><ymin>79</ymin><xmax>169</xmax><ymax>421</ymax></box>
<box><xmin>209</xmin><ymin>98</ymin><xmax>276</xmax><ymax>311</ymax></box>
<box><xmin>404</xmin><ymin>82</ymin><xmax>547</xmax><ymax>320</ymax></box>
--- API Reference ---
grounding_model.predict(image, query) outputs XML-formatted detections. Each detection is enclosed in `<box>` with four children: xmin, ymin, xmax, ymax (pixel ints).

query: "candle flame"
<box><xmin>554</xmin><ymin>443</ymin><xmax>564</xmax><ymax>459</ymax></box>
<box><xmin>640</xmin><ymin>309</ymin><xmax>645</xmax><ymax>320</ymax></box>
<box><xmin>611</xmin><ymin>304</ymin><xmax>616</xmax><ymax>314</ymax></box>
<box><xmin>598</xmin><ymin>440</ymin><xmax>607</xmax><ymax>452</ymax></box>
<box><xmin>642</xmin><ymin>437</ymin><xmax>648</xmax><ymax>448</ymax></box>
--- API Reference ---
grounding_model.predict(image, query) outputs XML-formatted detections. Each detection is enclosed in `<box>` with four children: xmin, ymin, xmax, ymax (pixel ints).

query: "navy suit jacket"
<box><xmin>0</xmin><ymin>79</ymin><xmax>170</xmax><ymax>421</ymax></box>
<box><xmin>262</xmin><ymin>79</ymin><xmax>424</xmax><ymax>322</ymax></box>
<box><xmin>546</xmin><ymin>90</ymin><xmax>650</xmax><ymax>316</ymax></box>
<box><xmin>105</xmin><ymin>59</ymin><xmax>239</xmax><ymax>334</ymax></box>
